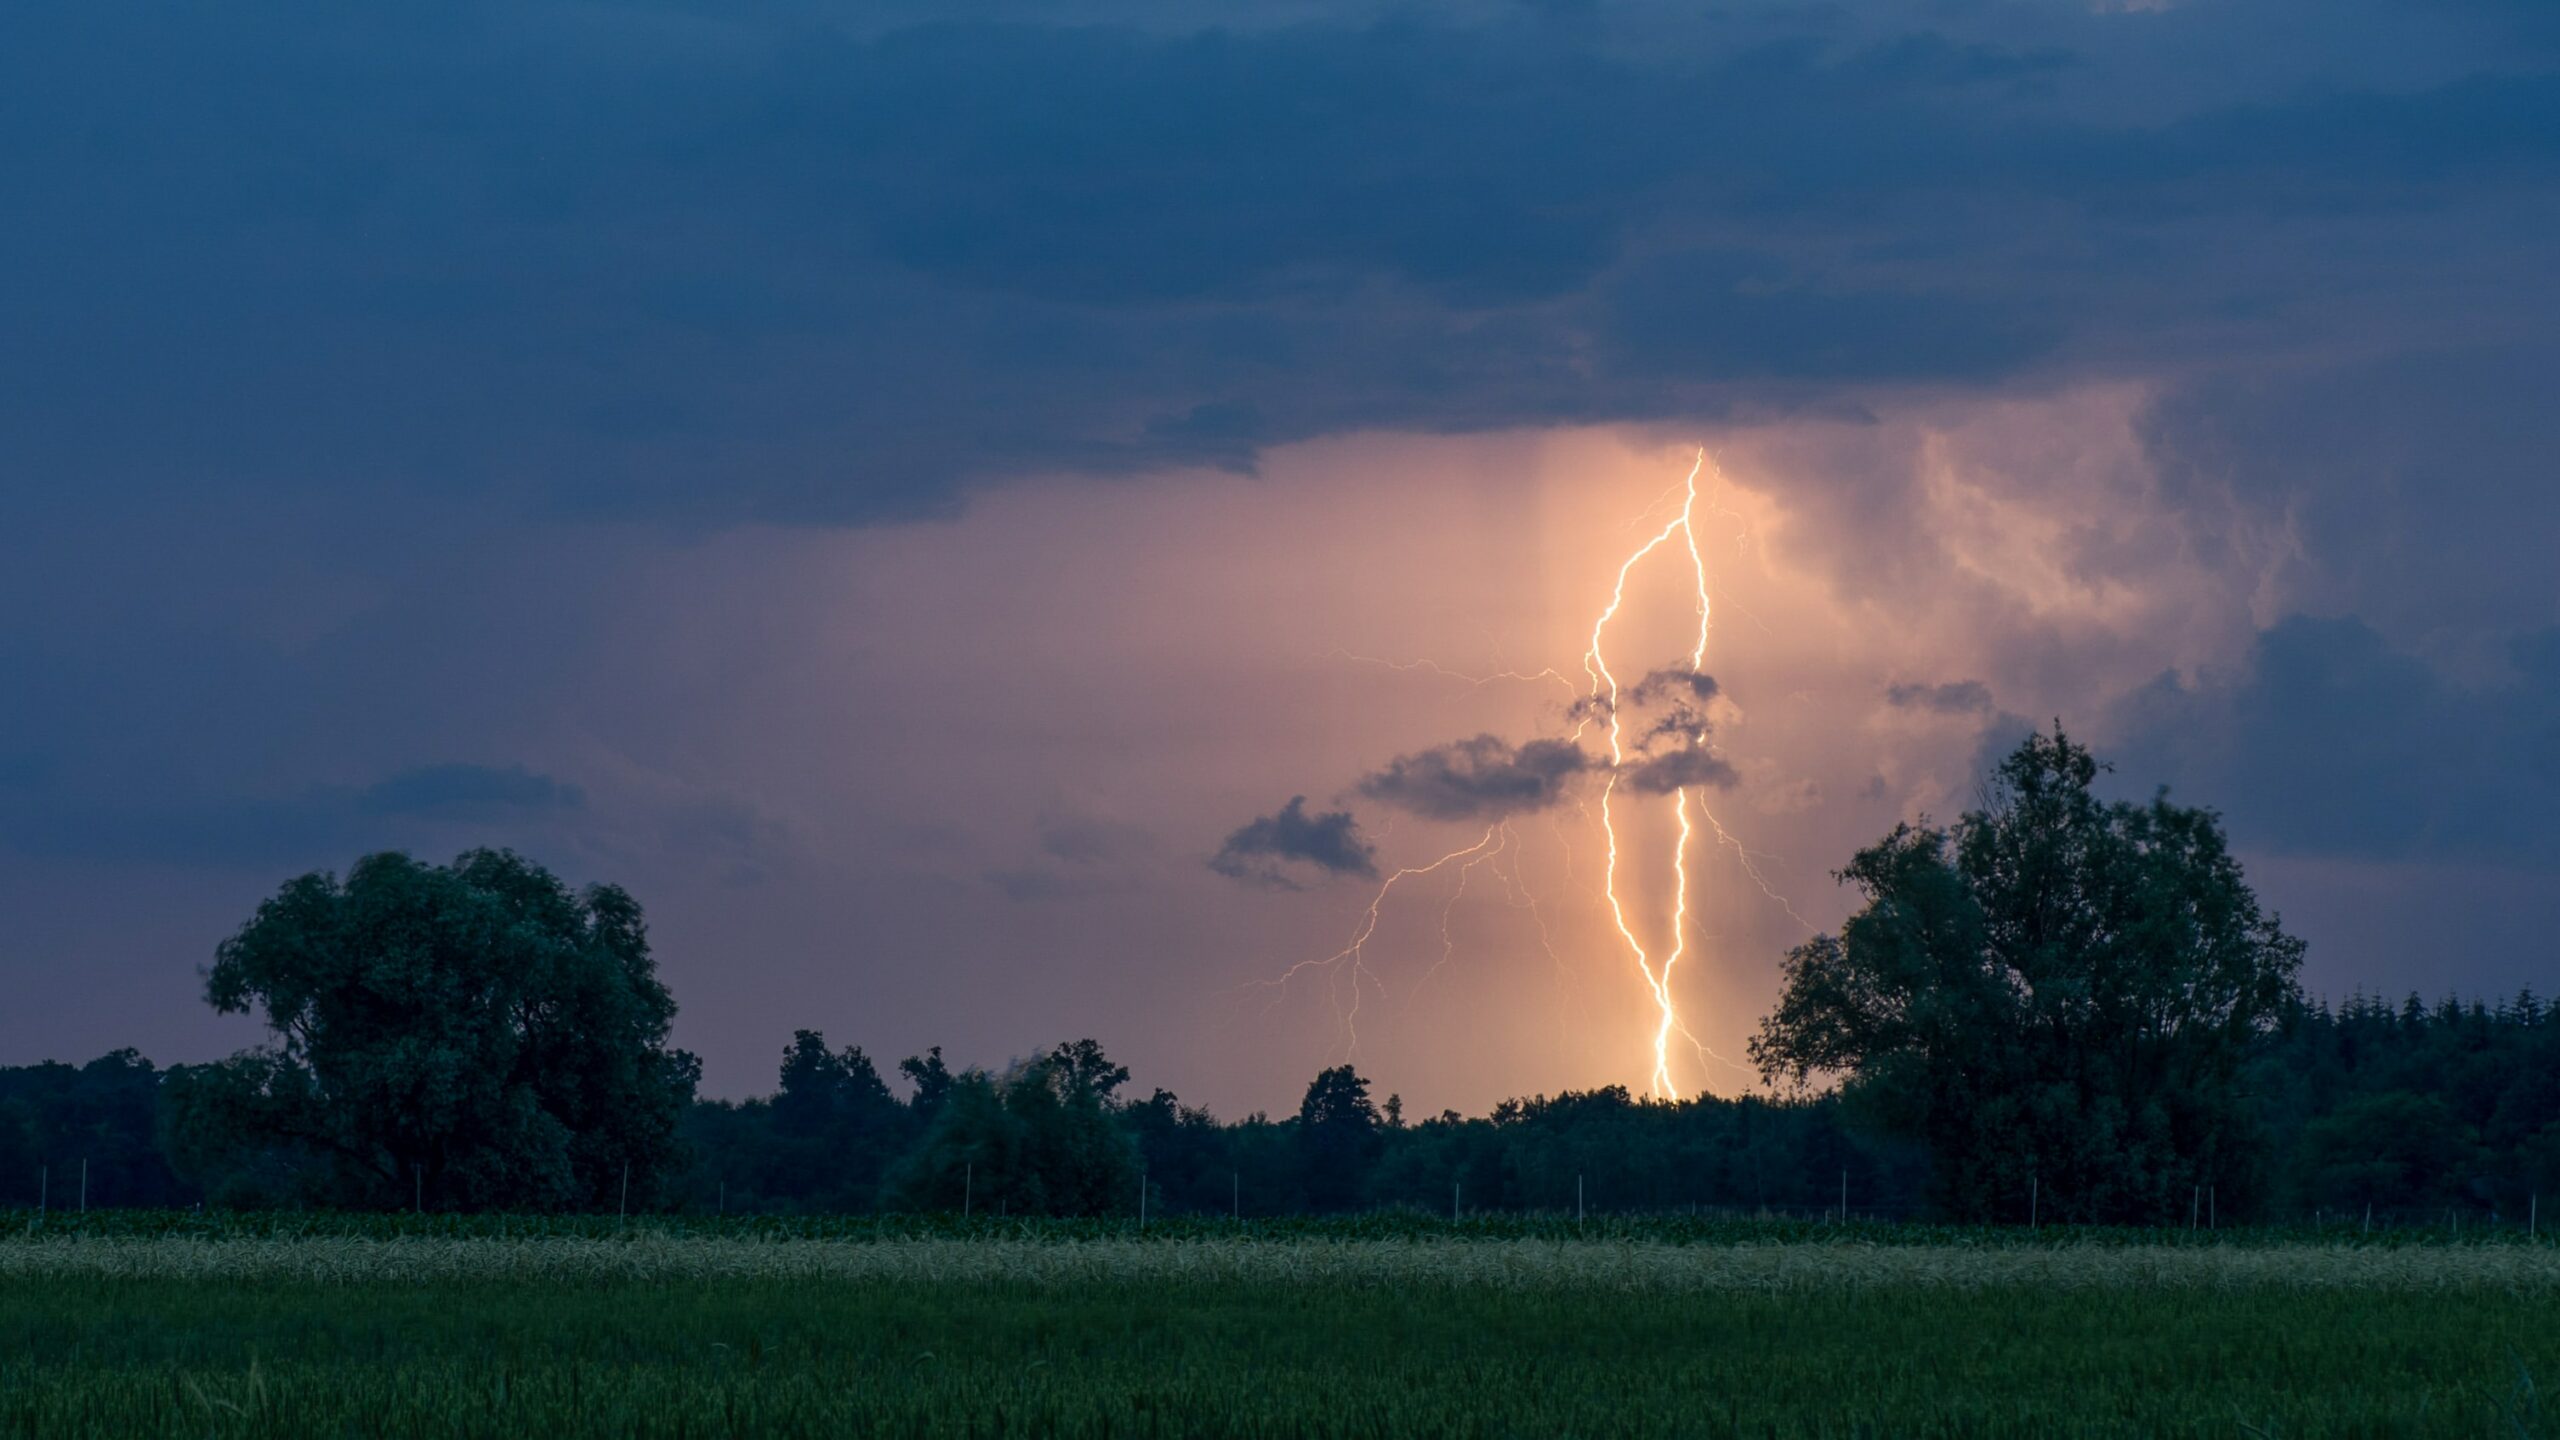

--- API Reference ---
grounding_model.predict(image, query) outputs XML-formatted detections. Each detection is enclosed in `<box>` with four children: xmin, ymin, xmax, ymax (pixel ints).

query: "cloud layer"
<box><xmin>7</xmin><ymin>0</ymin><xmax>2556</xmax><ymax>523</ymax></box>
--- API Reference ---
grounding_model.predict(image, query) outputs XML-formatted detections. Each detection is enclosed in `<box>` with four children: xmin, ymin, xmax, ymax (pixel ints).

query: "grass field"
<box><xmin>2</xmin><ymin>1218</ymin><xmax>2554</xmax><ymax>1437</ymax></box>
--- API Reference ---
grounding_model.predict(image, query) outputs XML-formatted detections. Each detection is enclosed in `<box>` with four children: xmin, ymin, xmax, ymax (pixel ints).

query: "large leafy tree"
<box><xmin>0</xmin><ymin>1051</ymin><xmax>190</xmax><ymax>1207</ymax></box>
<box><xmin>169</xmin><ymin>849</ymin><xmax>698</xmax><ymax>1211</ymax></box>
<box><xmin>1751</xmin><ymin>728</ymin><xmax>2304</xmax><ymax>1223</ymax></box>
<box><xmin>1295</xmin><ymin>1065</ymin><xmax>1382</xmax><ymax>1212</ymax></box>
<box><xmin>767</xmin><ymin>1030</ymin><xmax>910</xmax><ymax>1209</ymax></box>
<box><xmin>880</xmin><ymin>1039</ymin><xmax>1139</xmax><ymax>1216</ymax></box>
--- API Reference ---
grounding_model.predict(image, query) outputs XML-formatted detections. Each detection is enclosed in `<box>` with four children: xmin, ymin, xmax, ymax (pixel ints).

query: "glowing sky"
<box><xmin>4</xmin><ymin>0</ymin><xmax>2558</xmax><ymax>1114</ymax></box>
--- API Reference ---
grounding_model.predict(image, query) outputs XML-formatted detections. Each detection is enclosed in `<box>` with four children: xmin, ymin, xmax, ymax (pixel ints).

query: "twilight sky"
<box><xmin>4</xmin><ymin>0</ymin><xmax>2557</xmax><ymax>1115</ymax></box>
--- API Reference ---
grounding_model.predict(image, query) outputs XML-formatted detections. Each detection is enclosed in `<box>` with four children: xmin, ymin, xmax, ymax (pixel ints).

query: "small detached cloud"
<box><xmin>1356</xmin><ymin>734</ymin><xmax>1594</xmax><ymax>822</ymax></box>
<box><xmin>1209</xmin><ymin>797</ymin><xmax>1379</xmax><ymax>889</ymax></box>
<box><xmin>1886</xmin><ymin>679</ymin><xmax>1996</xmax><ymax>714</ymax></box>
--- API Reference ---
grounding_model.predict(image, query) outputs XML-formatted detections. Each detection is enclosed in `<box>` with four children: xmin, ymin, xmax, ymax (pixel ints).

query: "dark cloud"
<box><xmin>1572</xmin><ymin>669</ymin><xmax>1720</xmax><ymax>734</ymax></box>
<box><xmin>1619</xmin><ymin>749</ymin><xmax>1741</xmax><ymax>796</ymax></box>
<box><xmin>2139</xmin><ymin>343</ymin><xmax>2560</xmax><ymax>637</ymax></box>
<box><xmin>2111</xmin><ymin>616</ymin><xmax>2560</xmax><ymax>864</ymax></box>
<box><xmin>6</xmin><ymin>2</ymin><xmax>2556</xmax><ymax>526</ymax></box>
<box><xmin>1356</xmin><ymin>735</ymin><xmax>1594</xmax><ymax>822</ymax></box>
<box><xmin>1625</xmin><ymin>669</ymin><xmax>1725</xmax><ymax>753</ymax></box>
<box><xmin>1632</xmin><ymin>669</ymin><xmax>1719</xmax><ymax>706</ymax></box>
<box><xmin>1887</xmin><ymin>680</ymin><xmax>1996</xmax><ymax>715</ymax></box>
<box><xmin>1208</xmin><ymin>797</ymin><xmax>1378</xmax><ymax>888</ymax></box>
<box><xmin>1601</xmin><ymin>252</ymin><xmax>2061</xmax><ymax>384</ymax></box>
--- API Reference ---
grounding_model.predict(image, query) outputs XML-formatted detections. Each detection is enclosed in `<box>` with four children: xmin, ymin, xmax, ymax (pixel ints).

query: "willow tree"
<box><xmin>167</xmin><ymin>849</ymin><xmax>697</xmax><ymax>1210</ymax></box>
<box><xmin>1751</xmin><ymin>728</ymin><xmax>2304</xmax><ymax>1223</ymax></box>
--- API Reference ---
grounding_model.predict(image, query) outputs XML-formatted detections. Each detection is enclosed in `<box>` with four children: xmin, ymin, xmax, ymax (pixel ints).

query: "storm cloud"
<box><xmin>1632</xmin><ymin>670</ymin><xmax>1720</xmax><ymax>707</ymax></box>
<box><xmin>1208</xmin><ymin>797</ymin><xmax>1379</xmax><ymax>888</ymax></box>
<box><xmin>6</xmin><ymin>0</ymin><xmax>2556</xmax><ymax>526</ymax></box>
<box><xmin>4</xmin><ymin>0</ymin><xmax>2560</xmax><ymax>1102</ymax></box>
<box><xmin>1619</xmin><ymin>749</ymin><xmax>1743</xmax><ymax>796</ymax></box>
<box><xmin>2111</xmin><ymin>616</ymin><xmax>2560</xmax><ymax>866</ymax></box>
<box><xmin>1356</xmin><ymin>735</ymin><xmax>1594</xmax><ymax>822</ymax></box>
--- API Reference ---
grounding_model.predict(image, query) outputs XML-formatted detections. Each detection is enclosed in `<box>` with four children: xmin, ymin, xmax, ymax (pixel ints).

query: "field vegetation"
<box><xmin>0</xmin><ymin>1224</ymin><xmax>2553</xmax><ymax>1437</ymax></box>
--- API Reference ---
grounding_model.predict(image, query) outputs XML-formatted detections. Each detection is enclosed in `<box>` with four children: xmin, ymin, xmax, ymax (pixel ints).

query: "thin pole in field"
<box><xmin>717</xmin><ymin>1180</ymin><xmax>725</xmax><ymax>1216</ymax></box>
<box><xmin>37</xmin><ymin>1165</ymin><xmax>45</xmax><ymax>1217</ymax></box>
<box><xmin>414</xmin><ymin>1164</ymin><xmax>422</xmax><ymax>1214</ymax></box>
<box><xmin>619</xmin><ymin>1161</ymin><xmax>630</xmax><ymax>1223</ymax></box>
<box><xmin>2364</xmin><ymin>1202</ymin><xmax>2372</xmax><ymax>1234</ymax></box>
<box><xmin>2191</xmin><ymin>1187</ymin><xmax>2200</xmax><ymax>1231</ymax></box>
<box><xmin>2029</xmin><ymin>1175</ymin><xmax>2038</xmax><ymax>1229</ymax></box>
<box><xmin>79</xmin><ymin>1159</ymin><xmax>86</xmax><ymax>1213</ymax></box>
<box><xmin>964</xmin><ymin>1162</ymin><xmax>973</xmax><ymax>1219</ymax></box>
<box><xmin>1453</xmin><ymin>1181</ymin><xmax>1461</xmax><ymax>1224</ymax></box>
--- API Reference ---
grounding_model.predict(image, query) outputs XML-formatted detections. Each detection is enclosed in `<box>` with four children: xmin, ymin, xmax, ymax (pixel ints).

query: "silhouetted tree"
<box><xmin>2288</xmin><ymin>1091</ymin><xmax>2471</xmax><ymax>1211</ymax></box>
<box><xmin>881</xmin><ymin>1043</ymin><xmax>1139</xmax><ymax>1215</ymax></box>
<box><xmin>0</xmin><ymin>1051</ymin><xmax>189</xmax><ymax>1207</ymax></box>
<box><xmin>172</xmin><ymin>850</ymin><xmax>697</xmax><ymax>1210</ymax></box>
<box><xmin>1047</xmin><ymin>1038</ymin><xmax>1132</xmax><ymax>1105</ymax></box>
<box><xmin>1125</xmin><ymin>1087</ymin><xmax>1231</xmax><ymax>1212</ymax></box>
<box><xmin>768</xmin><ymin>1030</ymin><xmax>910</xmax><ymax>1209</ymax></box>
<box><xmin>1753</xmin><ymin>728</ymin><xmax>2304</xmax><ymax>1223</ymax></box>
<box><xmin>899</xmin><ymin>1047</ymin><xmax>955</xmax><ymax>1125</ymax></box>
<box><xmin>1296</xmin><ymin>1065</ymin><xmax>1382</xmax><ymax>1211</ymax></box>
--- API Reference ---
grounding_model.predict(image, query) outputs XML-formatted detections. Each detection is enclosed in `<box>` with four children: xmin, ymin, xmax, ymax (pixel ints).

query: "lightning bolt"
<box><xmin>1252</xmin><ymin>826</ymin><xmax>1501</xmax><ymax>1058</ymax></box>
<box><xmin>1258</xmin><ymin>448</ymin><xmax>1799</xmax><ymax>1097</ymax></box>
<box><xmin>1580</xmin><ymin>449</ymin><xmax>1716</xmax><ymax>1099</ymax></box>
<box><xmin>1411</xmin><ymin>825</ymin><xmax>1512</xmax><ymax>1001</ymax></box>
<box><xmin>1697</xmin><ymin>799</ymin><xmax>1818</xmax><ymax>933</ymax></box>
<box><xmin>1331</xmin><ymin>651</ymin><xmax>1584</xmax><ymax>700</ymax></box>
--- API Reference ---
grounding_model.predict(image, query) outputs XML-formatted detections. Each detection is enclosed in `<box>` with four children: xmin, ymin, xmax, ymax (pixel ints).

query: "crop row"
<box><xmin>4</xmin><ymin>1235</ymin><xmax>2558</xmax><ymax>1290</ymax></box>
<box><xmin>0</xmin><ymin>1207</ymin><xmax>2536</xmax><ymax>1247</ymax></box>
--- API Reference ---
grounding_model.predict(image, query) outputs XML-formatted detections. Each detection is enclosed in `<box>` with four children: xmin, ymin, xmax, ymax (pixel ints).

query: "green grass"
<box><xmin>0</xmin><ymin>1219</ymin><xmax>2549</xmax><ymax>1434</ymax></box>
<box><xmin>4</xmin><ymin>1206</ymin><xmax>2540</xmax><ymax>1247</ymax></box>
<box><xmin>0</xmin><ymin>1270</ymin><xmax>2548</xmax><ymax>1437</ymax></box>
<box><xmin>1</xmin><ymin>1230</ymin><xmax>2554</xmax><ymax>1436</ymax></box>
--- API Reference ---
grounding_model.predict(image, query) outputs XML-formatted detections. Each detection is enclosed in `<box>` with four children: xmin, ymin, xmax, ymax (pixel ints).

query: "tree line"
<box><xmin>2</xmin><ymin>729</ymin><xmax>2550</xmax><ymax>1224</ymax></box>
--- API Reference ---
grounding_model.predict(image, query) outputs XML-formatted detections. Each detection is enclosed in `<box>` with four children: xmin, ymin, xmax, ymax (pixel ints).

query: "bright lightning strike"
<box><xmin>1579</xmin><ymin>449</ymin><xmax>1719</xmax><ymax>1099</ymax></box>
<box><xmin>1258</xmin><ymin>448</ymin><xmax>1807</xmax><ymax>1098</ymax></box>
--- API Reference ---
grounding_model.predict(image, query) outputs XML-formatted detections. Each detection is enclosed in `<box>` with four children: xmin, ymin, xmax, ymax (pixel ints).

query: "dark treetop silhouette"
<box><xmin>7</xmin><ymin>733</ymin><xmax>2555</xmax><ymax>1223</ymax></box>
